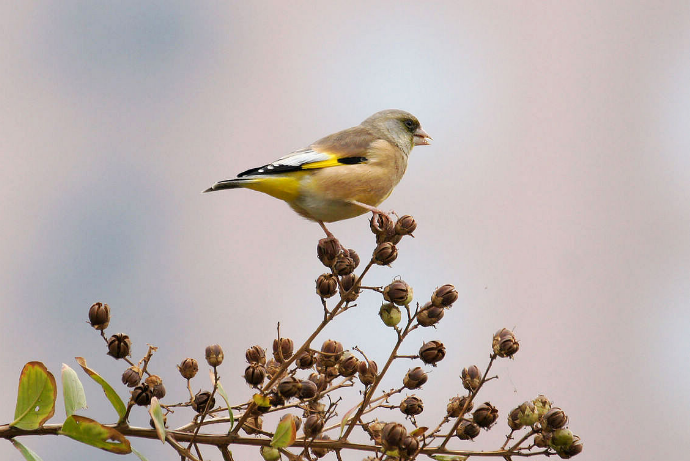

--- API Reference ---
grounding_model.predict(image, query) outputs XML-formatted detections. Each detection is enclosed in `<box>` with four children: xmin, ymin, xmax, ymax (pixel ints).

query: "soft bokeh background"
<box><xmin>2</xmin><ymin>1</ymin><xmax>689</xmax><ymax>460</ymax></box>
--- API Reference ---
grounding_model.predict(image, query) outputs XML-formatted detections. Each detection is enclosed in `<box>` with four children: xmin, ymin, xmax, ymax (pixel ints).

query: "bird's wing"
<box><xmin>237</xmin><ymin>126</ymin><xmax>376</xmax><ymax>177</ymax></box>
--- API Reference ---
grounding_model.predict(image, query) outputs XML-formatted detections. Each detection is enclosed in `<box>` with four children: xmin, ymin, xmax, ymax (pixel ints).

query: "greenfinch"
<box><xmin>204</xmin><ymin>109</ymin><xmax>431</xmax><ymax>236</ymax></box>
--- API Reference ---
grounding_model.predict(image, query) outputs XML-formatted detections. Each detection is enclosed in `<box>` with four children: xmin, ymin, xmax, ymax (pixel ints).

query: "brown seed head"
<box><xmin>244</xmin><ymin>363</ymin><xmax>267</xmax><ymax>387</ymax></box>
<box><xmin>363</xmin><ymin>420</ymin><xmax>386</xmax><ymax>444</ymax></box>
<box><xmin>337</xmin><ymin>352</ymin><xmax>359</xmax><ymax>377</ymax></box>
<box><xmin>508</xmin><ymin>407</ymin><xmax>524</xmax><ymax>430</ymax></box>
<box><xmin>431</xmin><ymin>284</ymin><xmax>458</xmax><ymax>308</ymax></box>
<box><xmin>339</xmin><ymin>273</ymin><xmax>360</xmax><ymax>302</ymax></box>
<box><xmin>205</xmin><ymin>344</ymin><xmax>224</xmax><ymax>367</ymax></box>
<box><xmin>242</xmin><ymin>415</ymin><xmax>263</xmax><ymax>435</ymax></box>
<box><xmin>492</xmin><ymin>328</ymin><xmax>520</xmax><ymax>358</ymax></box>
<box><xmin>381</xmin><ymin>422</ymin><xmax>407</xmax><ymax>451</ymax></box>
<box><xmin>419</xmin><ymin>340</ymin><xmax>446</xmax><ymax>366</ymax></box>
<box><xmin>461</xmin><ymin>365</ymin><xmax>482</xmax><ymax>392</ymax></box>
<box><xmin>383</xmin><ymin>279</ymin><xmax>414</xmax><ymax>306</ymax></box>
<box><xmin>299</xmin><ymin>380</ymin><xmax>319</xmax><ymax>400</ymax></box>
<box><xmin>399</xmin><ymin>435</ymin><xmax>420</xmax><ymax>458</ymax></box>
<box><xmin>107</xmin><ymin>333</ymin><xmax>131</xmax><ymax>359</ymax></box>
<box><xmin>395</xmin><ymin>214</ymin><xmax>417</xmax><ymax>236</ymax></box>
<box><xmin>333</xmin><ymin>255</ymin><xmax>355</xmax><ymax>276</ymax></box>
<box><xmin>403</xmin><ymin>367</ymin><xmax>428</xmax><ymax>389</ymax></box>
<box><xmin>315</xmin><ymin>273</ymin><xmax>338</xmax><ymax>298</ymax></box>
<box><xmin>473</xmin><ymin>402</ymin><xmax>499</xmax><ymax>428</ymax></box>
<box><xmin>131</xmin><ymin>384</ymin><xmax>152</xmax><ymax>406</ymax></box>
<box><xmin>446</xmin><ymin>395</ymin><xmax>473</xmax><ymax>417</ymax></box>
<box><xmin>319</xmin><ymin>339</ymin><xmax>343</xmax><ymax>367</ymax></box>
<box><xmin>245</xmin><ymin>345</ymin><xmax>266</xmax><ymax>365</ymax></box>
<box><xmin>277</xmin><ymin>376</ymin><xmax>302</xmax><ymax>399</ymax></box>
<box><xmin>178</xmin><ymin>358</ymin><xmax>198</xmax><ymax>380</ymax></box>
<box><xmin>400</xmin><ymin>395</ymin><xmax>424</xmax><ymax>416</ymax></box>
<box><xmin>310</xmin><ymin>434</ymin><xmax>331</xmax><ymax>458</ymax></box>
<box><xmin>145</xmin><ymin>375</ymin><xmax>165</xmax><ymax>399</ymax></box>
<box><xmin>192</xmin><ymin>391</ymin><xmax>215</xmax><ymax>413</ymax></box>
<box><xmin>357</xmin><ymin>360</ymin><xmax>378</xmax><ymax>386</ymax></box>
<box><xmin>121</xmin><ymin>366</ymin><xmax>141</xmax><ymax>387</ymax></box>
<box><xmin>88</xmin><ymin>302</ymin><xmax>110</xmax><ymax>330</ymax></box>
<box><xmin>542</xmin><ymin>407</ymin><xmax>568</xmax><ymax>431</ymax></box>
<box><xmin>272</xmin><ymin>337</ymin><xmax>294</xmax><ymax>363</ymax></box>
<box><xmin>456</xmin><ymin>420</ymin><xmax>481</xmax><ymax>440</ymax></box>
<box><xmin>416</xmin><ymin>302</ymin><xmax>445</xmax><ymax>327</ymax></box>
<box><xmin>317</xmin><ymin>237</ymin><xmax>341</xmax><ymax>268</ymax></box>
<box><xmin>295</xmin><ymin>350</ymin><xmax>316</xmax><ymax>369</ymax></box>
<box><xmin>303</xmin><ymin>414</ymin><xmax>325</xmax><ymax>438</ymax></box>
<box><xmin>373</xmin><ymin>242</ymin><xmax>398</xmax><ymax>265</ymax></box>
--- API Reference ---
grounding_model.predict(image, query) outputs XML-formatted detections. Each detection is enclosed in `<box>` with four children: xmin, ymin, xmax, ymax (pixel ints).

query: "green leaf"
<box><xmin>131</xmin><ymin>447</ymin><xmax>149</xmax><ymax>461</ymax></box>
<box><xmin>339</xmin><ymin>401</ymin><xmax>360</xmax><ymax>437</ymax></box>
<box><xmin>62</xmin><ymin>363</ymin><xmax>87</xmax><ymax>417</ymax></box>
<box><xmin>431</xmin><ymin>455</ymin><xmax>468</xmax><ymax>461</ymax></box>
<box><xmin>11</xmin><ymin>361</ymin><xmax>57</xmax><ymax>429</ymax></box>
<box><xmin>75</xmin><ymin>357</ymin><xmax>126</xmax><ymax>421</ymax></box>
<box><xmin>253</xmin><ymin>393</ymin><xmax>271</xmax><ymax>409</ymax></box>
<box><xmin>209</xmin><ymin>370</ymin><xmax>234</xmax><ymax>430</ymax></box>
<box><xmin>148</xmin><ymin>397</ymin><xmax>166</xmax><ymax>443</ymax></box>
<box><xmin>60</xmin><ymin>415</ymin><xmax>131</xmax><ymax>454</ymax></box>
<box><xmin>270</xmin><ymin>414</ymin><xmax>296</xmax><ymax>448</ymax></box>
<box><xmin>11</xmin><ymin>439</ymin><xmax>44</xmax><ymax>461</ymax></box>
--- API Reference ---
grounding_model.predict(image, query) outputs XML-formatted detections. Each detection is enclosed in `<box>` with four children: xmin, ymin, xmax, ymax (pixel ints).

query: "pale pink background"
<box><xmin>1</xmin><ymin>2</ymin><xmax>689</xmax><ymax>460</ymax></box>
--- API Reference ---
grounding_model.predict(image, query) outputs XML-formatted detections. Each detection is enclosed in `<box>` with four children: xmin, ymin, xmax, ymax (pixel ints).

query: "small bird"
<box><xmin>204</xmin><ymin>109</ymin><xmax>431</xmax><ymax>237</ymax></box>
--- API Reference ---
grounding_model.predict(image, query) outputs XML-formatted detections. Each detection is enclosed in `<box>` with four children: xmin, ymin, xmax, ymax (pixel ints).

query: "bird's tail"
<box><xmin>202</xmin><ymin>178</ymin><xmax>255</xmax><ymax>193</ymax></box>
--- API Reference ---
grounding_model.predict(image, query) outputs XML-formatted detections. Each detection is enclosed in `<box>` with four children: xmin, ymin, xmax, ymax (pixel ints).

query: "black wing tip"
<box><xmin>202</xmin><ymin>186</ymin><xmax>215</xmax><ymax>193</ymax></box>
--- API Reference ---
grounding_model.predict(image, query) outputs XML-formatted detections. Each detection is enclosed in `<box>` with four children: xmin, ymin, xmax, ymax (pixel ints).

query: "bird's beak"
<box><xmin>414</xmin><ymin>127</ymin><xmax>432</xmax><ymax>146</ymax></box>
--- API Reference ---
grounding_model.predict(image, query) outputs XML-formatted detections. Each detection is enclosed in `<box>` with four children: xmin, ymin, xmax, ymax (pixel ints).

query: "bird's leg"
<box><xmin>318</xmin><ymin>221</ymin><xmax>335</xmax><ymax>239</ymax></box>
<box><xmin>349</xmin><ymin>200</ymin><xmax>387</xmax><ymax>216</ymax></box>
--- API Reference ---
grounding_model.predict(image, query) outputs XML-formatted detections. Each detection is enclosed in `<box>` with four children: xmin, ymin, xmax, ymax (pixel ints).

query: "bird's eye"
<box><xmin>403</xmin><ymin>119</ymin><xmax>416</xmax><ymax>130</ymax></box>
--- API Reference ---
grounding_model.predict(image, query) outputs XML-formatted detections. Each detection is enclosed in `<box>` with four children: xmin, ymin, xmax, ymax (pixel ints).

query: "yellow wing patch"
<box><xmin>299</xmin><ymin>157</ymin><xmax>343</xmax><ymax>170</ymax></box>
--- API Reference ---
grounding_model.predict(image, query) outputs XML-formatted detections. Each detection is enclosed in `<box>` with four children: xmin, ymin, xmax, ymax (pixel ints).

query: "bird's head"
<box><xmin>363</xmin><ymin>109</ymin><xmax>432</xmax><ymax>154</ymax></box>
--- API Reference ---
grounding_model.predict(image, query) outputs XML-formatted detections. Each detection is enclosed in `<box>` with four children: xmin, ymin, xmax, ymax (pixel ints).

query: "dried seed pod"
<box><xmin>272</xmin><ymin>337</ymin><xmax>294</xmax><ymax>363</ymax></box>
<box><xmin>319</xmin><ymin>339</ymin><xmax>343</xmax><ymax>367</ymax></box>
<box><xmin>337</xmin><ymin>352</ymin><xmax>359</xmax><ymax>377</ymax></box>
<box><xmin>370</xmin><ymin>213</ymin><xmax>395</xmax><ymax>239</ymax></box>
<box><xmin>315</xmin><ymin>273</ymin><xmax>338</xmax><ymax>298</ymax></box>
<box><xmin>277</xmin><ymin>376</ymin><xmax>302</xmax><ymax>399</ymax></box>
<box><xmin>192</xmin><ymin>391</ymin><xmax>215</xmax><ymax>413</ymax></box>
<box><xmin>473</xmin><ymin>402</ymin><xmax>499</xmax><ymax>428</ymax></box>
<box><xmin>419</xmin><ymin>340</ymin><xmax>446</xmax><ymax>366</ymax></box>
<box><xmin>534</xmin><ymin>432</ymin><xmax>550</xmax><ymax>448</ymax></box>
<box><xmin>461</xmin><ymin>365</ymin><xmax>482</xmax><ymax>392</ymax></box>
<box><xmin>178</xmin><ymin>358</ymin><xmax>198</xmax><ymax>380</ymax></box>
<box><xmin>379</xmin><ymin>303</ymin><xmax>402</xmax><ymax>327</ymax></box>
<box><xmin>308</xmin><ymin>372</ymin><xmax>328</xmax><ymax>392</ymax></box>
<box><xmin>399</xmin><ymin>435</ymin><xmax>420</xmax><ymax>458</ymax></box>
<box><xmin>403</xmin><ymin>367</ymin><xmax>428</xmax><ymax>389</ymax></box>
<box><xmin>416</xmin><ymin>302</ymin><xmax>445</xmax><ymax>327</ymax></box>
<box><xmin>310</xmin><ymin>434</ymin><xmax>331</xmax><ymax>458</ymax></box>
<box><xmin>345</xmin><ymin>248</ymin><xmax>360</xmax><ymax>268</ymax></box>
<box><xmin>145</xmin><ymin>375</ymin><xmax>165</xmax><ymax>399</ymax></box>
<box><xmin>299</xmin><ymin>380</ymin><xmax>319</xmax><ymax>400</ymax></box>
<box><xmin>245</xmin><ymin>345</ymin><xmax>266</xmax><ymax>365</ymax></box>
<box><xmin>303</xmin><ymin>414</ymin><xmax>325</xmax><ymax>438</ymax></box>
<box><xmin>508</xmin><ymin>407</ymin><xmax>524</xmax><ymax>430</ymax></box>
<box><xmin>357</xmin><ymin>360</ymin><xmax>378</xmax><ymax>386</ymax></box>
<box><xmin>431</xmin><ymin>284</ymin><xmax>458</xmax><ymax>308</ymax></box>
<box><xmin>107</xmin><ymin>333</ymin><xmax>131</xmax><ymax>359</ymax></box>
<box><xmin>400</xmin><ymin>395</ymin><xmax>424</xmax><ymax>416</ymax></box>
<box><xmin>333</xmin><ymin>255</ymin><xmax>355</xmax><ymax>276</ymax></box>
<box><xmin>456</xmin><ymin>420</ymin><xmax>481</xmax><ymax>440</ymax></box>
<box><xmin>339</xmin><ymin>273</ymin><xmax>360</xmax><ymax>302</ymax></box>
<box><xmin>383</xmin><ymin>279</ymin><xmax>413</xmax><ymax>306</ymax></box>
<box><xmin>205</xmin><ymin>344</ymin><xmax>224</xmax><ymax>367</ymax></box>
<box><xmin>244</xmin><ymin>363</ymin><xmax>267</xmax><ymax>387</ymax></box>
<box><xmin>373</xmin><ymin>242</ymin><xmax>398</xmax><ymax>265</ymax></box>
<box><xmin>121</xmin><ymin>366</ymin><xmax>141</xmax><ymax>387</ymax></box>
<box><xmin>363</xmin><ymin>420</ymin><xmax>385</xmax><ymax>444</ymax></box>
<box><xmin>394</xmin><ymin>215</ymin><xmax>417</xmax><ymax>236</ymax></box>
<box><xmin>317</xmin><ymin>237</ymin><xmax>341</xmax><ymax>268</ymax></box>
<box><xmin>267</xmin><ymin>391</ymin><xmax>285</xmax><ymax>409</ymax></box>
<box><xmin>446</xmin><ymin>396</ymin><xmax>473</xmax><ymax>417</ymax></box>
<box><xmin>492</xmin><ymin>328</ymin><xmax>520</xmax><ymax>358</ymax></box>
<box><xmin>295</xmin><ymin>350</ymin><xmax>316</xmax><ymax>369</ymax></box>
<box><xmin>131</xmin><ymin>384</ymin><xmax>152</xmax><ymax>406</ymax></box>
<box><xmin>542</xmin><ymin>407</ymin><xmax>568</xmax><ymax>431</ymax></box>
<box><xmin>265</xmin><ymin>358</ymin><xmax>281</xmax><ymax>378</ymax></box>
<box><xmin>88</xmin><ymin>302</ymin><xmax>110</xmax><ymax>330</ymax></box>
<box><xmin>242</xmin><ymin>415</ymin><xmax>263</xmax><ymax>435</ymax></box>
<box><xmin>381</xmin><ymin>422</ymin><xmax>407</xmax><ymax>451</ymax></box>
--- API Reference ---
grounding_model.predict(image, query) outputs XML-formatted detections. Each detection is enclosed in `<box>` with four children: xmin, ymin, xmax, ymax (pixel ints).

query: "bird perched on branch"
<box><xmin>204</xmin><ymin>109</ymin><xmax>431</xmax><ymax>237</ymax></box>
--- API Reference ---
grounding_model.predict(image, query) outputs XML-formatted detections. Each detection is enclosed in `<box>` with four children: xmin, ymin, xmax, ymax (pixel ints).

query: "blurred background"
<box><xmin>1</xmin><ymin>1</ymin><xmax>689</xmax><ymax>460</ymax></box>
